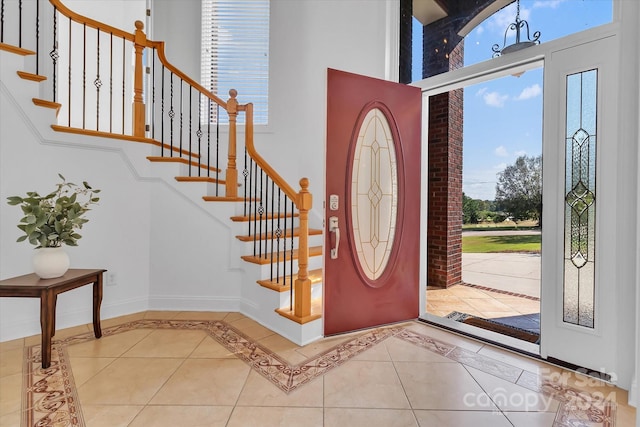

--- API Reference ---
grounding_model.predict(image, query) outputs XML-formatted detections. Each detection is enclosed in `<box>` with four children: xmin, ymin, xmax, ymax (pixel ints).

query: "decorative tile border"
<box><xmin>20</xmin><ymin>318</ymin><xmax>617</xmax><ymax>427</ymax></box>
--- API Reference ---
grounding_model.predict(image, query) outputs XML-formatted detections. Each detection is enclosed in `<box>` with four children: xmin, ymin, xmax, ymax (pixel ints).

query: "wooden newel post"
<box><xmin>225</xmin><ymin>89</ymin><xmax>239</xmax><ymax>198</ymax></box>
<box><xmin>132</xmin><ymin>20</ymin><xmax>146</xmax><ymax>138</ymax></box>
<box><xmin>294</xmin><ymin>178</ymin><xmax>312</xmax><ymax>319</ymax></box>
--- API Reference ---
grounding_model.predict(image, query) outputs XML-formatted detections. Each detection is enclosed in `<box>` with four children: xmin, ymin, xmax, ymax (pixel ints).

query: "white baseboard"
<box><xmin>0</xmin><ymin>297</ymin><xmax>148</xmax><ymax>342</ymax></box>
<box><xmin>147</xmin><ymin>295</ymin><xmax>240</xmax><ymax>312</ymax></box>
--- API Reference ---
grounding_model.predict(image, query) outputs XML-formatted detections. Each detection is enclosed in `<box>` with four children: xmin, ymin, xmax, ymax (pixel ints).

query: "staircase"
<box><xmin>0</xmin><ymin>0</ymin><xmax>323</xmax><ymax>345</ymax></box>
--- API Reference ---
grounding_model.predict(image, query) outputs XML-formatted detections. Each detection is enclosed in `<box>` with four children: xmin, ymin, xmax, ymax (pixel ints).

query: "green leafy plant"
<box><xmin>6</xmin><ymin>174</ymin><xmax>101</xmax><ymax>248</ymax></box>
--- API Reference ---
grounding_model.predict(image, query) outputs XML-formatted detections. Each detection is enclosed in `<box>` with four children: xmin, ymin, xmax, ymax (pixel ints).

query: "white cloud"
<box><xmin>476</xmin><ymin>25</ymin><xmax>485</xmax><ymax>36</ymax></box>
<box><xmin>533</xmin><ymin>0</ymin><xmax>566</xmax><ymax>9</ymax></box>
<box><xmin>488</xmin><ymin>3</ymin><xmax>531</xmax><ymax>34</ymax></box>
<box><xmin>514</xmin><ymin>150</ymin><xmax>528</xmax><ymax>157</ymax></box>
<box><xmin>476</xmin><ymin>87</ymin><xmax>488</xmax><ymax>96</ymax></box>
<box><xmin>515</xmin><ymin>84</ymin><xmax>542</xmax><ymax>100</ymax></box>
<box><xmin>495</xmin><ymin>146</ymin><xmax>509</xmax><ymax>157</ymax></box>
<box><xmin>483</xmin><ymin>91</ymin><xmax>509</xmax><ymax>107</ymax></box>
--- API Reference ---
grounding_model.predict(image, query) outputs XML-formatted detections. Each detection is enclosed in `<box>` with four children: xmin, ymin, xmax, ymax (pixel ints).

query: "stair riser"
<box><xmin>275</xmin><ymin>282</ymin><xmax>322</xmax><ymax>308</ymax></box>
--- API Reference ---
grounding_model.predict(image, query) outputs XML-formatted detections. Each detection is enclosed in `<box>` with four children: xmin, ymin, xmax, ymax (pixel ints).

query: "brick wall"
<box><xmin>425</xmin><ymin>38</ymin><xmax>464</xmax><ymax>288</ymax></box>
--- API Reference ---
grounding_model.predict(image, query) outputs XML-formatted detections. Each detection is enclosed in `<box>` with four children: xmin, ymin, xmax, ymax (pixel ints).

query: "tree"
<box><xmin>495</xmin><ymin>155</ymin><xmax>542</xmax><ymax>226</ymax></box>
<box><xmin>462</xmin><ymin>193</ymin><xmax>480</xmax><ymax>224</ymax></box>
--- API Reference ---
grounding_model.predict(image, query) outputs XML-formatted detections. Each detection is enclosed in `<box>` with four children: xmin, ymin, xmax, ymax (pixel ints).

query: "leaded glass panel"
<box><xmin>563</xmin><ymin>69</ymin><xmax>597</xmax><ymax>328</ymax></box>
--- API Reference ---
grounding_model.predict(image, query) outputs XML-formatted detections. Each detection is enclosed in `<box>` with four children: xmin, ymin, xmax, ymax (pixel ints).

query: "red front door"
<box><xmin>324</xmin><ymin>69</ymin><xmax>422</xmax><ymax>335</ymax></box>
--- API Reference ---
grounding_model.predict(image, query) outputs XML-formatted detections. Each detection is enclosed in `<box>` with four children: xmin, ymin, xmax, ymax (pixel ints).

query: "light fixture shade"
<box><xmin>492</xmin><ymin>0</ymin><xmax>541</xmax><ymax>58</ymax></box>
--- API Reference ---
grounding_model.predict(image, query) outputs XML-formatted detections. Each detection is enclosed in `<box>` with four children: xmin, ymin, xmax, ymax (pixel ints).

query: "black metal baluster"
<box><xmin>252</xmin><ymin>162</ymin><xmax>258</xmax><ymax>254</ymax></box>
<box><xmin>109</xmin><ymin>33</ymin><xmax>113</xmax><ymax>132</ymax></box>
<box><xmin>121</xmin><ymin>37</ymin><xmax>125</xmax><ymax>134</ymax></box>
<box><xmin>258</xmin><ymin>170</ymin><xmax>264</xmax><ymax>258</ymax></box>
<box><xmin>160</xmin><ymin>65</ymin><xmax>165</xmax><ymax>156</ymax></box>
<box><xmin>67</xmin><ymin>17</ymin><xmax>71</xmax><ymax>126</ymax></box>
<box><xmin>243</xmin><ymin>148</ymin><xmax>248</xmax><ymax>215</ymax></box>
<box><xmin>247</xmin><ymin>157</ymin><xmax>254</xmax><ymax>238</ymax></box>
<box><xmin>82</xmin><ymin>23</ymin><xmax>86</xmax><ymax>129</ymax></box>
<box><xmin>264</xmin><ymin>174</ymin><xmax>270</xmax><ymax>264</ymax></box>
<box><xmin>276</xmin><ymin>189</ymin><xmax>281</xmax><ymax>285</ymax></box>
<box><xmin>179</xmin><ymin>78</ymin><xmax>183</xmax><ymax>161</ymax></box>
<box><xmin>169</xmin><ymin>72</ymin><xmax>174</xmax><ymax>155</ymax></box>
<box><xmin>197</xmin><ymin>92</ymin><xmax>202</xmax><ymax>176</ymax></box>
<box><xmin>95</xmin><ymin>28</ymin><xmax>101</xmax><ymax>131</ymax></box>
<box><xmin>270</xmin><ymin>180</ymin><xmax>275</xmax><ymax>281</ymax></box>
<box><xmin>18</xmin><ymin>0</ymin><xmax>21</xmax><ymax>47</ymax></box>
<box><xmin>188</xmin><ymin>86</ymin><xmax>192</xmax><ymax>173</ymax></box>
<box><xmin>290</xmin><ymin>198</ymin><xmax>295</xmax><ymax>310</ymax></box>
<box><xmin>35</xmin><ymin>0</ymin><xmax>39</xmax><ymax>74</ymax></box>
<box><xmin>1</xmin><ymin>0</ymin><xmax>5</xmax><ymax>43</ymax></box>
<box><xmin>50</xmin><ymin>7</ymin><xmax>58</xmax><ymax>102</ymax></box>
<box><xmin>207</xmin><ymin>99</ymin><xmax>212</xmax><ymax>183</ymax></box>
<box><xmin>215</xmin><ymin>104</ymin><xmax>219</xmax><ymax>185</ymax></box>
<box><xmin>151</xmin><ymin>48</ymin><xmax>156</xmax><ymax>140</ymax></box>
<box><xmin>285</xmin><ymin>198</ymin><xmax>291</xmax><ymax>310</ymax></box>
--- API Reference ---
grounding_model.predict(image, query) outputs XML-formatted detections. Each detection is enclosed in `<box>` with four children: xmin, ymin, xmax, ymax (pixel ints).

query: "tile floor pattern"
<box><xmin>426</xmin><ymin>283</ymin><xmax>541</xmax><ymax>320</ymax></box>
<box><xmin>0</xmin><ymin>311</ymin><xmax>636</xmax><ymax>427</ymax></box>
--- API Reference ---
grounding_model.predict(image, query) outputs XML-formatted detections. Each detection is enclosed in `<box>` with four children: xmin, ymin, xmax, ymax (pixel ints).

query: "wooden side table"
<box><xmin>0</xmin><ymin>268</ymin><xmax>106</xmax><ymax>368</ymax></box>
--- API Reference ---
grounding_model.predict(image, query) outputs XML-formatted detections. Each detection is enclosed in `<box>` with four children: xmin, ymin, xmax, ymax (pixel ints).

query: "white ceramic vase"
<box><xmin>33</xmin><ymin>247</ymin><xmax>70</xmax><ymax>279</ymax></box>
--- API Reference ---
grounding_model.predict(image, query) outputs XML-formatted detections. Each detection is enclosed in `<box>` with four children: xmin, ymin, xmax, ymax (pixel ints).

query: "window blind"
<box><xmin>201</xmin><ymin>0</ymin><xmax>269</xmax><ymax>125</ymax></box>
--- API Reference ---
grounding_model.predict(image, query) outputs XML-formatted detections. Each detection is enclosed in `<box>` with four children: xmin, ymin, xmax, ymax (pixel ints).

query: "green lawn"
<box><xmin>462</xmin><ymin>235</ymin><xmax>541</xmax><ymax>253</ymax></box>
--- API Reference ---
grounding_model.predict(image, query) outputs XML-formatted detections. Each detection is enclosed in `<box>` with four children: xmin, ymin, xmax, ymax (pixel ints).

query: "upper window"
<box><xmin>201</xmin><ymin>0</ymin><xmax>270</xmax><ymax>125</ymax></box>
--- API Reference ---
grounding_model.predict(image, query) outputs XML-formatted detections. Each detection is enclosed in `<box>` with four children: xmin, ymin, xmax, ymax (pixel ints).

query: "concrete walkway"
<box><xmin>463</xmin><ymin>252</ymin><xmax>541</xmax><ymax>298</ymax></box>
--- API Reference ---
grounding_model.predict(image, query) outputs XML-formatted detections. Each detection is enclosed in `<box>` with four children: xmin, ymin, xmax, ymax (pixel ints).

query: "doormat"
<box><xmin>446</xmin><ymin>311</ymin><xmax>540</xmax><ymax>343</ymax></box>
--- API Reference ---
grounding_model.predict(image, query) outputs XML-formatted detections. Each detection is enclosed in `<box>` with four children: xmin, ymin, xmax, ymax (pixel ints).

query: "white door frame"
<box><xmin>413</xmin><ymin>22</ymin><xmax>623</xmax><ymax>369</ymax></box>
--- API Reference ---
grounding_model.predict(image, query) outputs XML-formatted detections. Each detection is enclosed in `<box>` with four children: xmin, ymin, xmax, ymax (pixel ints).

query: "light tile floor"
<box><xmin>0</xmin><ymin>311</ymin><xmax>636</xmax><ymax>427</ymax></box>
<box><xmin>426</xmin><ymin>283</ymin><xmax>540</xmax><ymax>319</ymax></box>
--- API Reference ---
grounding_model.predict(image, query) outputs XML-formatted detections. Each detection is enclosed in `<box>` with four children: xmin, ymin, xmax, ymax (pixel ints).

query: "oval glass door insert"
<box><xmin>351</xmin><ymin>107</ymin><xmax>398</xmax><ymax>282</ymax></box>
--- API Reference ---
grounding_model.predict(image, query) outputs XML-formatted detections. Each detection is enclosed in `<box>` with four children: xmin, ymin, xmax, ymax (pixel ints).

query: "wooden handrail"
<box><xmin>50</xmin><ymin>0</ymin><xmax>135</xmax><ymax>42</ymax></box>
<box><xmin>243</xmin><ymin>103</ymin><xmax>300</xmax><ymax>206</ymax></box>
<box><xmin>45</xmin><ymin>0</ymin><xmax>314</xmax><ymax>321</ymax></box>
<box><xmin>146</xmin><ymin>39</ymin><xmax>227</xmax><ymax>109</ymax></box>
<box><xmin>50</xmin><ymin>0</ymin><xmax>227</xmax><ymax>110</ymax></box>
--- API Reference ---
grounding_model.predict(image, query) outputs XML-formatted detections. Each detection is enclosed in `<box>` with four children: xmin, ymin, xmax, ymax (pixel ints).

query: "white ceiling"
<box><xmin>413</xmin><ymin>0</ymin><xmax>448</xmax><ymax>26</ymax></box>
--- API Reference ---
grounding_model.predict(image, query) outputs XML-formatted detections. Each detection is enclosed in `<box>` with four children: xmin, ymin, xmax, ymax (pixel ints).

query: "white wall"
<box><xmin>149</xmin><ymin>0</ymin><xmax>202</xmax><ymax>79</ymax></box>
<box><xmin>617</xmin><ymin>0</ymin><xmax>640</xmax><ymax>404</ymax></box>
<box><xmin>149</xmin><ymin>0</ymin><xmax>392</xmax><ymax>227</ymax></box>
<box><xmin>0</xmin><ymin>69</ymin><xmax>151</xmax><ymax>340</ymax></box>
<box><xmin>0</xmin><ymin>0</ymin><xmax>393</xmax><ymax>343</ymax></box>
<box><xmin>265</xmin><ymin>0</ymin><xmax>391</xmax><ymax>221</ymax></box>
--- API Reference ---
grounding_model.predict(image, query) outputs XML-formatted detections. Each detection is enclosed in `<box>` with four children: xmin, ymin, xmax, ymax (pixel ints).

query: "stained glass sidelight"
<box><xmin>563</xmin><ymin>69</ymin><xmax>597</xmax><ymax>328</ymax></box>
<box><xmin>351</xmin><ymin>108</ymin><xmax>398</xmax><ymax>282</ymax></box>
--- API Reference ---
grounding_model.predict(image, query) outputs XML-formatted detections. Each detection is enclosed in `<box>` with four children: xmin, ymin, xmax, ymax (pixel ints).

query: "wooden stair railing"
<box><xmin>1</xmin><ymin>0</ymin><xmax>317</xmax><ymax>324</ymax></box>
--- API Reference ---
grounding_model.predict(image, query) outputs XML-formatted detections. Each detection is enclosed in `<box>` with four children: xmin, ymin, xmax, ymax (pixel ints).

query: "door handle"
<box><xmin>329</xmin><ymin>216</ymin><xmax>340</xmax><ymax>259</ymax></box>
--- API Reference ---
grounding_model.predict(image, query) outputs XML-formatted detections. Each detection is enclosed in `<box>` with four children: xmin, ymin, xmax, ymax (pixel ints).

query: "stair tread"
<box><xmin>147</xmin><ymin>156</ymin><xmax>221</xmax><ymax>171</ymax></box>
<box><xmin>236</xmin><ymin>227</ymin><xmax>322</xmax><ymax>242</ymax></box>
<box><xmin>241</xmin><ymin>246</ymin><xmax>322</xmax><ymax>265</ymax></box>
<box><xmin>18</xmin><ymin>71</ymin><xmax>47</xmax><ymax>82</ymax></box>
<box><xmin>258</xmin><ymin>268</ymin><xmax>322</xmax><ymax>292</ymax></box>
<box><xmin>275</xmin><ymin>297</ymin><xmax>322</xmax><ymax>324</ymax></box>
<box><xmin>176</xmin><ymin>176</ymin><xmax>226</xmax><ymax>184</ymax></box>
<box><xmin>0</xmin><ymin>43</ymin><xmax>35</xmax><ymax>56</ymax></box>
<box><xmin>231</xmin><ymin>212</ymin><xmax>299</xmax><ymax>222</ymax></box>
<box><xmin>203</xmin><ymin>196</ymin><xmax>245</xmax><ymax>202</ymax></box>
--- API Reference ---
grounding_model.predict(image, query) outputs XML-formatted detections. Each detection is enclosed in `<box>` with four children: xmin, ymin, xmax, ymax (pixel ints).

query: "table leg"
<box><xmin>93</xmin><ymin>273</ymin><xmax>103</xmax><ymax>338</ymax></box>
<box><xmin>39</xmin><ymin>290</ymin><xmax>54</xmax><ymax>369</ymax></box>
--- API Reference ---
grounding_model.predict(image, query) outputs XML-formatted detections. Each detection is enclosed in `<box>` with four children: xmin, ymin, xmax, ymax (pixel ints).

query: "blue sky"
<box><xmin>414</xmin><ymin>0</ymin><xmax>612</xmax><ymax>200</ymax></box>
